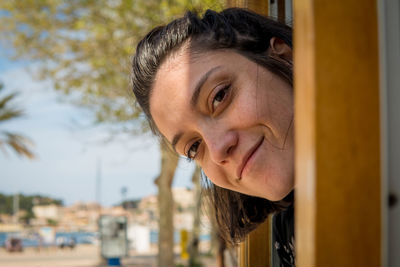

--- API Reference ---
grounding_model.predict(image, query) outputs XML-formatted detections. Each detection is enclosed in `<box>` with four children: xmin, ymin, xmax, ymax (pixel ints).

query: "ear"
<box><xmin>268</xmin><ymin>37</ymin><xmax>292</xmax><ymax>61</ymax></box>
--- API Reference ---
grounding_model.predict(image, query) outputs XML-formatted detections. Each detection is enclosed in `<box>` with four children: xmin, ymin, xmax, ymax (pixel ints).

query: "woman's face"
<box><xmin>150</xmin><ymin>47</ymin><xmax>294</xmax><ymax>201</ymax></box>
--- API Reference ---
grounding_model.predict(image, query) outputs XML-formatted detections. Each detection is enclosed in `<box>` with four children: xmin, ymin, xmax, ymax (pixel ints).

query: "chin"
<box><xmin>260</xmin><ymin>180</ymin><xmax>294</xmax><ymax>201</ymax></box>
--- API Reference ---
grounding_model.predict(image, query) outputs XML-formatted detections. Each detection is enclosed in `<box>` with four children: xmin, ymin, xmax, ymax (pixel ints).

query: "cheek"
<box><xmin>232</xmin><ymin>93</ymin><xmax>260</xmax><ymax>124</ymax></box>
<box><xmin>201</xmin><ymin>161</ymin><xmax>232</xmax><ymax>189</ymax></box>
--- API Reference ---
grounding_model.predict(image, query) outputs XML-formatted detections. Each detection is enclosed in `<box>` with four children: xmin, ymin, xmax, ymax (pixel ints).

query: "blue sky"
<box><xmin>0</xmin><ymin>53</ymin><xmax>194</xmax><ymax>207</ymax></box>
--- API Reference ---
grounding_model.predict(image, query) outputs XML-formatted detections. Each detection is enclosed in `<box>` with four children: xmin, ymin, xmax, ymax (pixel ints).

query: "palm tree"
<box><xmin>0</xmin><ymin>82</ymin><xmax>35</xmax><ymax>159</ymax></box>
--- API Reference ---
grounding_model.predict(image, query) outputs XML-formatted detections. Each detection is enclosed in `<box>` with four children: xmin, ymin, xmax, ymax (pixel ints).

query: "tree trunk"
<box><xmin>189</xmin><ymin>166</ymin><xmax>201</xmax><ymax>266</ymax></box>
<box><xmin>155</xmin><ymin>142</ymin><xmax>179</xmax><ymax>267</ymax></box>
<box><xmin>209</xmin><ymin>192</ymin><xmax>226</xmax><ymax>267</ymax></box>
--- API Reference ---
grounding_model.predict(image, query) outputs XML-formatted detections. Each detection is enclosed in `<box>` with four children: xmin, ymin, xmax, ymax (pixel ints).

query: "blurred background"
<box><xmin>0</xmin><ymin>1</ymin><xmax>232</xmax><ymax>266</ymax></box>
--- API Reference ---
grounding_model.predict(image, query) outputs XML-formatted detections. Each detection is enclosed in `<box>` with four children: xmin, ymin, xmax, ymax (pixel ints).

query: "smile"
<box><xmin>237</xmin><ymin>136</ymin><xmax>264</xmax><ymax>180</ymax></box>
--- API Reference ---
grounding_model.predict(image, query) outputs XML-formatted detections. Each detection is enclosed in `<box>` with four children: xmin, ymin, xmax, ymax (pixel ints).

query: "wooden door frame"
<box><xmin>232</xmin><ymin>0</ymin><xmax>383</xmax><ymax>266</ymax></box>
<box><xmin>294</xmin><ymin>1</ymin><xmax>382</xmax><ymax>266</ymax></box>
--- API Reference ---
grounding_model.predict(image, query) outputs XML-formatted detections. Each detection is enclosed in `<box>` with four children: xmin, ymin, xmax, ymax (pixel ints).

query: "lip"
<box><xmin>236</xmin><ymin>137</ymin><xmax>264</xmax><ymax>180</ymax></box>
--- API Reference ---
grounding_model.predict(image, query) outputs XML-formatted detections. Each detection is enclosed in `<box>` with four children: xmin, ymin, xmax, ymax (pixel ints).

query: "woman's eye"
<box><xmin>187</xmin><ymin>140</ymin><xmax>201</xmax><ymax>160</ymax></box>
<box><xmin>212</xmin><ymin>85</ymin><xmax>230</xmax><ymax>111</ymax></box>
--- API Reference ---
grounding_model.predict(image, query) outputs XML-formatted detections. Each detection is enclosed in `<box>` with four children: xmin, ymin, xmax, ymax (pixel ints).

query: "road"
<box><xmin>0</xmin><ymin>245</ymin><xmax>155</xmax><ymax>267</ymax></box>
<box><xmin>0</xmin><ymin>245</ymin><xmax>217</xmax><ymax>267</ymax></box>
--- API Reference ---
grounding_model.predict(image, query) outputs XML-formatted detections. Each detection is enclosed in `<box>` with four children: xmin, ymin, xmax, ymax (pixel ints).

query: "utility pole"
<box><xmin>13</xmin><ymin>193</ymin><xmax>19</xmax><ymax>224</ymax></box>
<box><xmin>96</xmin><ymin>158</ymin><xmax>106</xmax><ymax>265</ymax></box>
<box><xmin>96</xmin><ymin>158</ymin><xmax>102</xmax><ymax>207</ymax></box>
<box><xmin>121</xmin><ymin>187</ymin><xmax>127</xmax><ymax>209</ymax></box>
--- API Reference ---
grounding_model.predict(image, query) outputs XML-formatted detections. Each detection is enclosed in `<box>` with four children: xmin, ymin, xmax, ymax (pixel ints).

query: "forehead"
<box><xmin>150</xmin><ymin>49</ymin><xmax>194</xmax><ymax>139</ymax></box>
<box><xmin>149</xmin><ymin>48</ymin><xmax>251</xmax><ymax>142</ymax></box>
<box><xmin>149</xmin><ymin>48</ymin><xmax>220</xmax><ymax>140</ymax></box>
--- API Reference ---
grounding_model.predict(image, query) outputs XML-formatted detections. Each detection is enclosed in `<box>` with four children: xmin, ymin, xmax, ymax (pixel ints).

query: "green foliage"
<box><xmin>0</xmin><ymin>193</ymin><xmax>63</xmax><ymax>217</ymax></box>
<box><xmin>120</xmin><ymin>199</ymin><xmax>141</xmax><ymax>209</ymax></box>
<box><xmin>0</xmin><ymin>82</ymin><xmax>35</xmax><ymax>159</ymax></box>
<box><xmin>189</xmin><ymin>261</ymin><xmax>203</xmax><ymax>267</ymax></box>
<box><xmin>20</xmin><ymin>210</ymin><xmax>35</xmax><ymax>224</ymax></box>
<box><xmin>0</xmin><ymin>193</ymin><xmax>13</xmax><ymax>215</ymax></box>
<box><xmin>177</xmin><ymin>203</ymin><xmax>184</xmax><ymax>213</ymax></box>
<box><xmin>47</xmin><ymin>218</ymin><xmax>58</xmax><ymax>226</ymax></box>
<box><xmin>0</xmin><ymin>0</ymin><xmax>224</xmax><ymax>132</ymax></box>
<box><xmin>0</xmin><ymin>84</ymin><xmax>23</xmax><ymax>122</ymax></box>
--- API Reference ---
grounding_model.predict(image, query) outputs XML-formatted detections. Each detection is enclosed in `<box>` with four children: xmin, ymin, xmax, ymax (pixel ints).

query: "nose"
<box><xmin>202</xmin><ymin>126</ymin><xmax>238</xmax><ymax>165</ymax></box>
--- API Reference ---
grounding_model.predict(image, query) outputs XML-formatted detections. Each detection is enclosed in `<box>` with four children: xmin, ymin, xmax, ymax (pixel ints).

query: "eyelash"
<box><xmin>211</xmin><ymin>84</ymin><xmax>231</xmax><ymax>112</ymax></box>
<box><xmin>186</xmin><ymin>140</ymin><xmax>201</xmax><ymax>162</ymax></box>
<box><xmin>185</xmin><ymin>84</ymin><xmax>231</xmax><ymax>162</ymax></box>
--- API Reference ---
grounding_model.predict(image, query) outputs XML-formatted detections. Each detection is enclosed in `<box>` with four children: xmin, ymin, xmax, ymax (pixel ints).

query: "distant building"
<box><xmin>20</xmin><ymin>187</ymin><xmax>211</xmax><ymax>235</ymax></box>
<box><xmin>33</xmin><ymin>204</ymin><xmax>62</xmax><ymax>221</ymax></box>
<box><xmin>60</xmin><ymin>202</ymin><xmax>101</xmax><ymax>231</ymax></box>
<box><xmin>173</xmin><ymin>187</ymin><xmax>194</xmax><ymax>211</ymax></box>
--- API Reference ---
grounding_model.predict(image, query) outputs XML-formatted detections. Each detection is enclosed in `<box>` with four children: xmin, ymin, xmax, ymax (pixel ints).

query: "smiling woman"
<box><xmin>151</xmin><ymin>48</ymin><xmax>294</xmax><ymax>201</ymax></box>
<box><xmin>132</xmin><ymin>8</ymin><xmax>295</xmax><ymax>266</ymax></box>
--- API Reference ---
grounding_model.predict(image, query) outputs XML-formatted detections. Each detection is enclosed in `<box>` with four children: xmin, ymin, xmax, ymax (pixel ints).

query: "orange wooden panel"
<box><xmin>239</xmin><ymin>219</ymin><xmax>271</xmax><ymax>267</ymax></box>
<box><xmin>294</xmin><ymin>1</ymin><xmax>382</xmax><ymax>267</ymax></box>
<box><xmin>239</xmin><ymin>238</ymin><xmax>248</xmax><ymax>267</ymax></box>
<box><xmin>247</xmin><ymin>220</ymin><xmax>271</xmax><ymax>267</ymax></box>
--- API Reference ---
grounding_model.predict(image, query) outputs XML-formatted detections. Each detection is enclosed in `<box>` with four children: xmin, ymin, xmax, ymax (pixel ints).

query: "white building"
<box><xmin>33</xmin><ymin>204</ymin><xmax>62</xmax><ymax>220</ymax></box>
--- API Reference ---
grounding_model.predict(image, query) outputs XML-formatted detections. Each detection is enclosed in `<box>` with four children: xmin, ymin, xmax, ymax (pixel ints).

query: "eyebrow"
<box><xmin>170</xmin><ymin>66</ymin><xmax>222</xmax><ymax>153</ymax></box>
<box><xmin>190</xmin><ymin>66</ymin><xmax>222</xmax><ymax>107</ymax></box>
<box><xmin>171</xmin><ymin>132</ymin><xmax>183</xmax><ymax>153</ymax></box>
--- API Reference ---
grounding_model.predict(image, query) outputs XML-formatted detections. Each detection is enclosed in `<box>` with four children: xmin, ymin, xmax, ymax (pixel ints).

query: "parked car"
<box><xmin>56</xmin><ymin>236</ymin><xmax>76</xmax><ymax>249</ymax></box>
<box><xmin>5</xmin><ymin>237</ymin><xmax>23</xmax><ymax>252</ymax></box>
